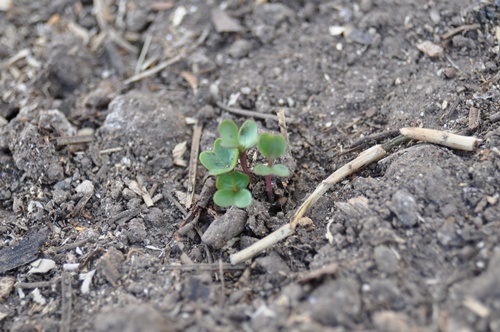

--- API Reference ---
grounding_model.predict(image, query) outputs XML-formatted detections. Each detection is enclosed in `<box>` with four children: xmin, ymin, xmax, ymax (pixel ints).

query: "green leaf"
<box><xmin>216</xmin><ymin>171</ymin><xmax>249</xmax><ymax>191</ymax></box>
<box><xmin>253</xmin><ymin>164</ymin><xmax>290</xmax><ymax>177</ymax></box>
<box><xmin>258</xmin><ymin>133</ymin><xmax>287</xmax><ymax>160</ymax></box>
<box><xmin>199</xmin><ymin>139</ymin><xmax>238</xmax><ymax>175</ymax></box>
<box><xmin>218</xmin><ymin>120</ymin><xmax>240</xmax><ymax>148</ymax></box>
<box><xmin>213</xmin><ymin>188</ymin><xmax>252</xmax><ymax>208</ymax></box>
<box><xmin>233</xmin><ymin>189</ymin><xmax>252</xmax><ymax>208</ymax></box>
<box><xmin>238</xmin><ymin>121</ymin><xmax>258</xmax><ymax>150</ymax></box>
<box><xmin>213</xmin><ymin>189</ymin><xmax>235</xmax><ymax>208</ymax></box>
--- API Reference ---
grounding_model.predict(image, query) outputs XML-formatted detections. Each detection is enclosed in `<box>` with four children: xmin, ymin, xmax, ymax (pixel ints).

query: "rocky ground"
<box><xmin>0</xmin><ymin>0</ymin><xmax>499</xmax><ymax>331</ymax></box>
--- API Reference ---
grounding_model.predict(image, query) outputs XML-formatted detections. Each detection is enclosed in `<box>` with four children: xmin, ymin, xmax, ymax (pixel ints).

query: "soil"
<box><xmin>0</xmin><ymin>0</ymin><xmax>499</xmax><ymax>331</ymax></box>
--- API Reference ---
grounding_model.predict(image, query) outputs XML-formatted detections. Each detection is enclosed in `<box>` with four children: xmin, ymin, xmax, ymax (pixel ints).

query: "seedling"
<box><xmin>218</xmin><ymin>119</ymin><xmax>258</xmax><ymax>176</ymax></box>
<box><xmin>254</xmin><ymin>133</ymin><xmax>290</xmax><ymax>202</ymax></box>
<box><xmin>213</xmin><ymin>171</ymin><xmax>252</xmax><ymax>208</ymax></box>
<box><xmin>199</xmin><ymin>138</ymin><xmax>238</xmax><ymax>175</ymax></box>
<box><xmin>199</xmin><ymin>119</ymin><xmax>290</xmax><ymax>208</ymax></box>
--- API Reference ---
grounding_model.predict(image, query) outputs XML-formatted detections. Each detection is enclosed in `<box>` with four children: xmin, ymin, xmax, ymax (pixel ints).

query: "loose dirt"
<box><xmin>0</xmin><ymin>0</ymin><xmax>499</xmax><ymax>331</ymax></box>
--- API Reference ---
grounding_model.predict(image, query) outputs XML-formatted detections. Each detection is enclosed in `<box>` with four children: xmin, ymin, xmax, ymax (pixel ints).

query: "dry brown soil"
<box><xmin>1</xmin><ymin>0</ymin><xmax>500</xmax><ymax>331</ymax></box>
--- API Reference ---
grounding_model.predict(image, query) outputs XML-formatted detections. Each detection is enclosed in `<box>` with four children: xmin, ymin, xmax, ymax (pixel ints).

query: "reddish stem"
<box><xmin>265</xmin><ymin>160</ymin><xmax>274</xmax><ymax>203</ymax></box>
<box><xmin>239</xmin><ymin>151</ymin><xmax>253</xmax><ymax>183</ymax></box>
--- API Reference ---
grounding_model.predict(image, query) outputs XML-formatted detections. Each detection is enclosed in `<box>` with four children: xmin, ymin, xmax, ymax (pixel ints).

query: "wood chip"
<box><xmin>211</xmin><ymin>8</ymin><xmax>243</xmax><ymax>33</ymax></box>
<box><xmin>97</xmin><ymin>247</ymin><xmax>124</xmax><ymax>287</ymax></box>
<box><xmin>0</xmin><ymin>229</ymin><xmax>47</xmax><ymax>274</ymax></box>
<box><xmin>468</xmin><ymin>106</ymin><xmax>481</xmax><ymax>131</ymax></box>
<box><xmin>416</xmin><ymin>41</ymin><xmax>443</xmax><ymax>58</ymax></box>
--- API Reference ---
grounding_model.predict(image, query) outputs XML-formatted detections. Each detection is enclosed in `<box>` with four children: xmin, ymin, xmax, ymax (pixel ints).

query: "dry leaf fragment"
<box><xmin>416</xmin><ymin>41</ymin><xmax>444</xmax><ymax>58</ymax></box>
<box><xmin>29</xmin><ymin>259</ymin><xmax>56</xmax><ymax>274</ymax></box>
<box><xmin>172</xmin><ymin>141</ymin><xmax>188</xmax><ymax>167</ymax></box>
<box><xmin>180</xmin><ymin>71</ymin><xmax>198</xmax><ymax>94</ymax></box>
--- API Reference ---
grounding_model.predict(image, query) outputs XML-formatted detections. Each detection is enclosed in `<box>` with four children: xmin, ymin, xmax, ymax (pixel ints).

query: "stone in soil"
<box><xmin>8</xmin><ymin>124</ymin><xmax>64</xmax><ymax>184</ymax></box>
<box><xmin>201</xmin><ymin>206</ymin><xmax>247</xmax><ymax>249</ymax></box>
<box><xmin>305</xmin><ymin>278</ymin><xmax>361</xmax><ymax>326</ymax></box>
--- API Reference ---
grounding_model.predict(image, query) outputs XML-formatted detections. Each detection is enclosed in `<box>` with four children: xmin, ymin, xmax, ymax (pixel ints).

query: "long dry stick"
<box><xmin>186</xmin><ymin>119</ymin><xmax>203</xmax><ymax>208</ymax></box>
<box><xmin>230</xmin><ymin>128</ymin><xmax>481</xmax><ymax>264</ymax></box>
<box><xmin>230</xmin><ymin>141</ymin><xmax>395</xmax><ymax>264</ymax></box>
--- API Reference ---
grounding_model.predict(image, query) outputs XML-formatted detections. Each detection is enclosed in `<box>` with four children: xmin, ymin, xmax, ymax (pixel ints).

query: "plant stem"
<box><xmin>239</xmin><ymin>151</ymin><xmax>253</xmax><ymax>183</ymax></box>
<box><xmin>265</xmin><ymin>160</ymin><xmax>274</xmax><ymax>203</ymax></box>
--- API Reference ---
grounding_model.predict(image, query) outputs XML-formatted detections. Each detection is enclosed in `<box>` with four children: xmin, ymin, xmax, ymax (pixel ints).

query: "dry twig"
<box><xmin>216</xmin><ymin>101</ymin><xmax>278</xmax><ymax>121</ymax></box>
<box><xmin>186</xmin><ymin>118</ymin><xmax>203</xmax><ymax>208</ymax></box>
<box><xmin>231</xmin><ymin>128</ymin><xmax>481</xmax><ymax>264</ymax></box>
<box><xmin>124</xmin><ymin>28</ymin><xmax>209</xmax><ymax>85</ymax></box>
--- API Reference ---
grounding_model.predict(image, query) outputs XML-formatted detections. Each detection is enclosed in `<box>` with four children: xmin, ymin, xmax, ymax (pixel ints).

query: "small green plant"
<box><xmin>199</xmin><ymin>119</ymin><xmax>290</xmax><ymax>208</ymax></box>
<box><xmin>218</xmin><ymin>119</ymin><xmax>258</xmax><ymax>176</ymax></box>
<box><xmin>213</xmin><ymin>171</ymin><xmax>251</xmax><ymax>208</ymax></box>
<box><xmin>254</xmin><ymin>133</ymin><xmax>290</xmax><ymax>202</ymax></box>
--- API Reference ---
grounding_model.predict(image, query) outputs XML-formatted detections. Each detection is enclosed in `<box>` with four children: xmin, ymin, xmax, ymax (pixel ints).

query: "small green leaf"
<box><xmin>213</xmin><ymin>188</ymin><xmax>252</xmax><ymax>208</ymax></box>
<box><xmin>253</xmin><ymin>164</ymin><xmax>290</xmax><ymax>177</ymax></box>
<box><xmin>238</xmin><ymin>120</ymin><xmax>258</xmax><ymax>150</ymax></box>
<box><xmin>258</xmin><ymin>133</ymin><xmax>287</xmax><ymax>160</ymax></box>
<box><xmin>233</xmin><ymin>189</ymin><xmax>252</xmax><ymax>208</ymax></box>
<box><xmin>199</xmin><ymin>139</ymin><xmax>238</xmax><ymax>175</ymax></box>
<box><xmin>216</xmin><ymin>171</ymin><xmax>249</xmax><ymax>191</ymax></box>
<box><xmin>213</xmin><ymin>189</ymin><xmax>235</xmax><ymax>208</ymax></box>
<box><xmin>219</xmin><ymin>120</ymin><xmax>240</xmax><ymax>148</ymax></box>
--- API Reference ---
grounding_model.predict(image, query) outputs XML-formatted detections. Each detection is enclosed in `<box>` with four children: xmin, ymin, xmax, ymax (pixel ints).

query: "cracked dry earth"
<box><xmin>0</xmin><ymin>0</ymin><xmax>500</xmax><ymax>331</ymax></box>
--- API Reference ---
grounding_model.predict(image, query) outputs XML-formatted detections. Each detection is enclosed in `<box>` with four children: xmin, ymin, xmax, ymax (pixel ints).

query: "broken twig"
<box><xmin>216</xmin><ymin>101</ymin><xmax>278</xmax><ymax>121</ymax></box>
<box><xmin>400</xmin><ymin>127</ymin><xmax>481</xmax><ymax>151</ymax></box>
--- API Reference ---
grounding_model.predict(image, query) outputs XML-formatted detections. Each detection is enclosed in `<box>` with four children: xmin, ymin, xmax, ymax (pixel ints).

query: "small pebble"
<box><xmin>389</xmin><ymin>189</ymin><xmax>418</xmax><ymax>227</ymax></box>
<box><xmin>202</xmin><ymin>206</ymin><xmax>247</xmax><ymax>249</ymax></box>
<box><xmin>374</xmin><ymin>246</ymin><xmax>399</xmax><ymax>274</ymax></box>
